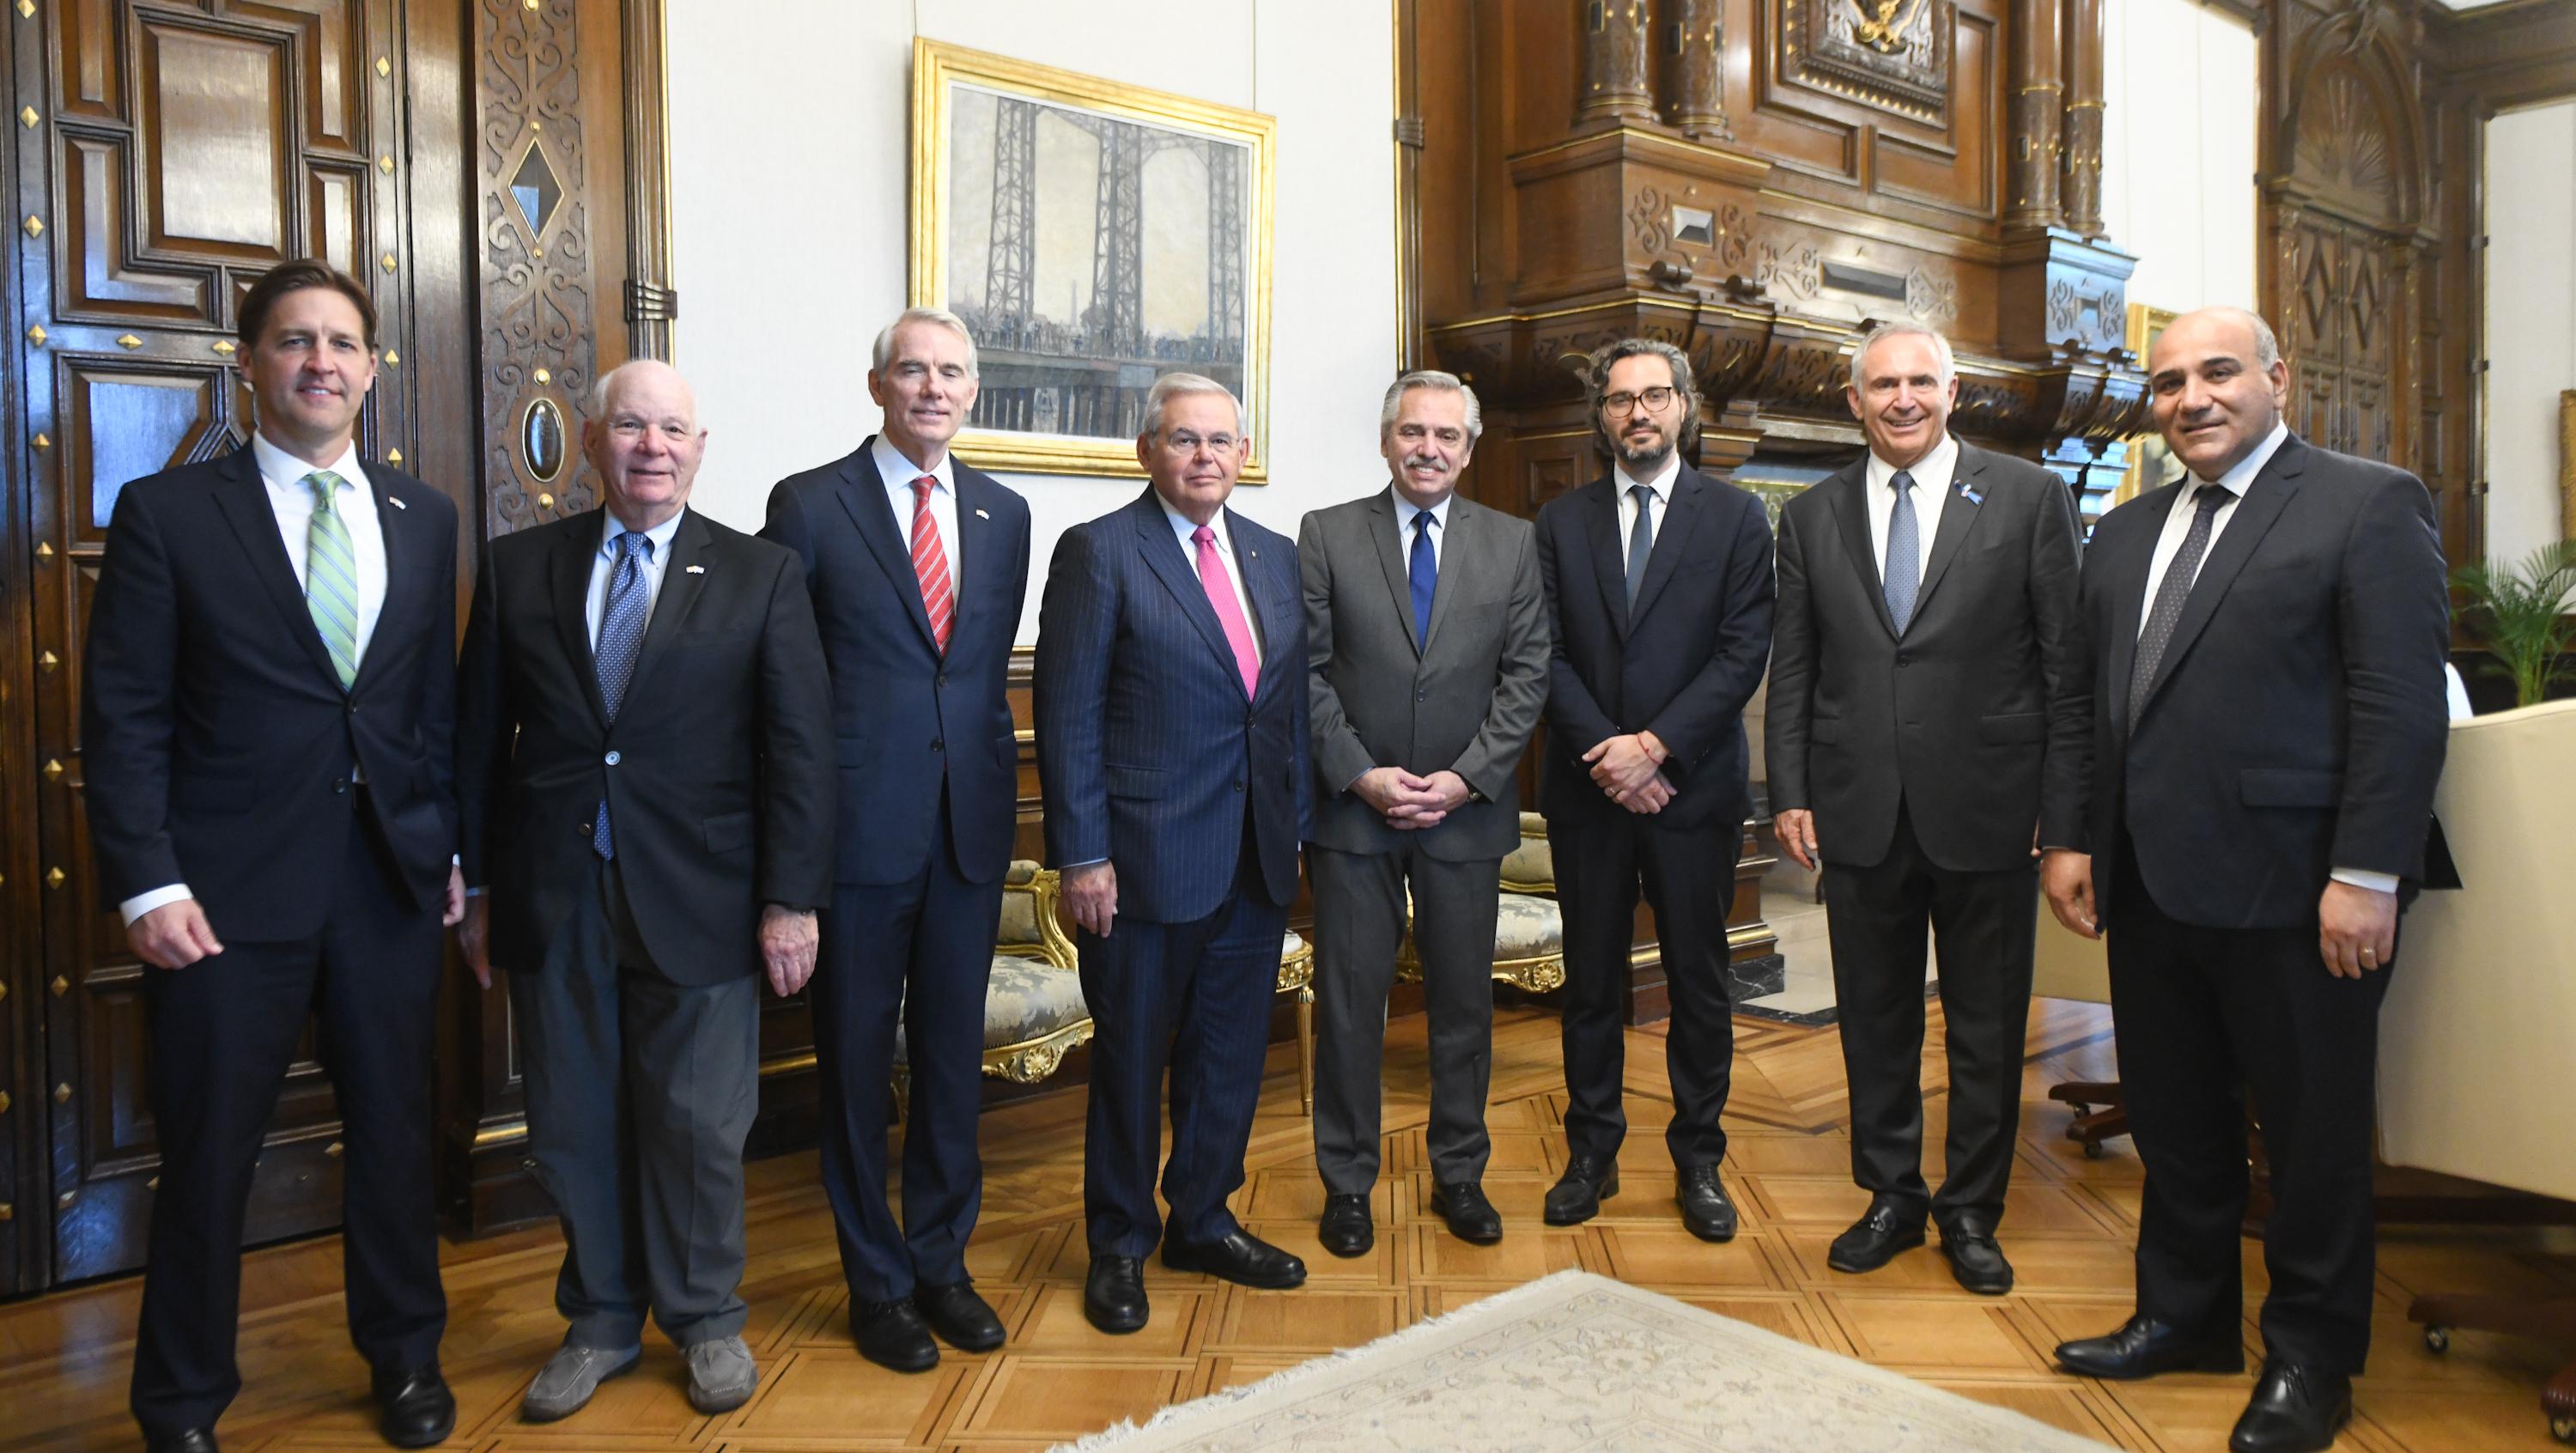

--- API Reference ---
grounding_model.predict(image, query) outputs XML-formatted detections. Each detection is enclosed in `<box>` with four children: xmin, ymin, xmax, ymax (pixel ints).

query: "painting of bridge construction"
<box><xmin>913</xmin><ymin>41</ymin><xmax>1274</xmax><ymax>478</ymax></box>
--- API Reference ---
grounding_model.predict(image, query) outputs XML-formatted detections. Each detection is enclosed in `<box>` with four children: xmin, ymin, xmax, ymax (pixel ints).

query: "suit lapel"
<box><xmin>349</xmin><ymin>465</ymin><xmax>412</xmax><ymax>695</ymax></box>
<box><xmin>836</xmin><ymin>441</ymin><xmax>941</xmax><ymax>654</ymax></box>
<box><xmin>210</xmin><ymin>447</ymin><xmax>346</xmax><ymax>690</ymax></box>
<box><xmin>1236</xmin><ymin>508</ymin><xmax>1297</xmax><ymax>705</ymax></box>
<box><xmin>1907</xmin><ymin>445</ymin><xmax>1989</xmax><ymax>625</ymax></box>
<box><xmin>624</xmin><ymin>508</ymin><xmax>713</xmax><ymax>702</ymax></box>
<box><xmin>1130</xmin><ymin>490</ymin><xmax>1242</xmax><ymax>684</ymax></box>
<box><xmin>1364</xmin><ymin>489</ymin><xmax>1422</xmax><ymax>656</ymax></box>
<box><xmin>2102</xmin><ymin>484</ymin><xmax>2172</xmax><ymax>730</ymax></box>
<box><xmin>1421</xmin><ymin>496</ymin><xmax>1469</xmax><ymax>657</ymax></box>
<box><xmin>1625</xmin><ymin>467</ymin><xmax>1703</xmax><ymax>630</ymax></box>
<box><xmin>1824</xmin><ymin>460</ymin><xmax>1897</xmax><ymax>640</ymax></box>
<box><xmin>2134</xmin><ymin>441</ymin><xmax>2310</xmax><ymax>720</ymax></box>
<box><xmin>1586</xmin><ymin>479</ymin><xmax>1629</xmax><ymax>632</ymax></box>
<box><xmin>954</xmin><ymin>466</ymin><xmax>1000</xmax><ymax>631</ymax></box>
<box><xmin>550</xmin><ymin>514</ymin><xmax>611</xmax><ymax>726</ymax></box>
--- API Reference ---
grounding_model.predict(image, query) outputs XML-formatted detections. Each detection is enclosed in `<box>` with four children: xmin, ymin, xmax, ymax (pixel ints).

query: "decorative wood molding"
<box><xmin>620</xmin><ymin>0</ymin><xmax>674</xmax><ymax>359</ymax></box>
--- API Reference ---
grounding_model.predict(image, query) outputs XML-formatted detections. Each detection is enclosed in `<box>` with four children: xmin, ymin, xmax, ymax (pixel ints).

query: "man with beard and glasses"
<box><xmin>1530</xmin><ymin>338</ymin><xmax>1774</xmax><ymax>1243</ymax></box>
<box><xmin>1298</xmin><ymin>370</ymin><xmax>1549</xmax><ymax>1255</ymax></box>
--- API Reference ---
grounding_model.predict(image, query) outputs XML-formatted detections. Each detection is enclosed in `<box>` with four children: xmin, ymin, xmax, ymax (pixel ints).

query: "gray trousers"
<box><xmin>507</xmin><ymin>860</ymin><xmax>760</xmax><ymax>1351</ymax></box>
<box><xmin>1309</xmin><ymin>843</ymin><xmax>1500</xmax><ymax>1193</ymax></box>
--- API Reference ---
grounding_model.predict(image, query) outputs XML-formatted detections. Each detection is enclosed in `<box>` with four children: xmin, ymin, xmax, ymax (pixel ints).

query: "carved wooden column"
<box><xmin>2060</xmin><ymin>0</ymin><xmax>2105</xmax><ymax>238</ymax></box>
<box><xmin>1395</xmin><ymin>0</ymin><xmax>1427</xmax><ymax>368</ymax></box>
<box><xmin>1659</xmin><ymin>0</ymin><xmax>1731</xmax><ymax>141</ymax></box>
<box><xmin>1577</xmin><ymin>0</ymin><xmax>1656</xmax><ymax>126</ymax></box>
<box><xmin>622</xmin><ymin>0</ymin><xmax>677</xmax><ymax>358</ymax></box>
<box><xmin>2005</xmin><ymin>0</ymin><xmax>2065</xmax><ymax>229</ymax></box>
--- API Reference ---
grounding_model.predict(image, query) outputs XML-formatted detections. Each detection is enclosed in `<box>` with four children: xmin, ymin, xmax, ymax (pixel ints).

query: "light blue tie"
<box><xmin>1883</xmin><ymin>470</ymin><xmax>1920</xmax><ymax>635</ymax></box>
<box><xmin>592</xmin><ymin>531</ymin><xmax>652</xmax><ymax>859</ymax></box>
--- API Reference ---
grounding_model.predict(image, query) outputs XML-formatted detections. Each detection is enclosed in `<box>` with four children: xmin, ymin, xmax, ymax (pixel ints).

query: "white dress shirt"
<box><xmin>1864</xmin><ymin>433</ymin><xmax>1957</xmax><ymax>582</ymax></box>
<box><xmin>873</xmin><ymin>434</ymin><xmax>960</xmax><ymax>594</ymax></box>
<box><xmin>1159</xmin><ymin>495</ymin><xmax>1262</xmax><ymax>666</ymax></box>
<box><xmin>1612</xmin><ymin>450</ymin><xmax>1682</xmax><ymax>550</ymax></box>
<box><xmin>586</xmin><ymin>507</ymin><xmax>686</xmax><ymax>648</ymax></box>
<box><xmin>2130</xmin><ymin>421</ymin><xmax>2393</xmax><ymax>896</ymax></box>
<box><xmin>122</xmin><ymin>436</ymin><xmax>393</xmax><ymax>925</ymax></box>
<box><xmin>1393</xmin><ymin>490</ymin><xmax>1451</xmax><ymax>570</ymax></box>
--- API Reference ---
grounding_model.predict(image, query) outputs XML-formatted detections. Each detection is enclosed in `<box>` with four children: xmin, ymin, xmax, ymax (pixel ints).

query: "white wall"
<box><xmin>2099</xmin><ymin>0</ymin><xmax>2259</xmax><ymax>314</ymax></box>
<box><xmin>665</xmin><ymin>2</ymin><xmax>1400</xmax><ymax>642</ymax></box>
<box><xmin>2482</xmin><ymin>100</ymin><xmax>2576</xmax><ymax>566</ymax></box>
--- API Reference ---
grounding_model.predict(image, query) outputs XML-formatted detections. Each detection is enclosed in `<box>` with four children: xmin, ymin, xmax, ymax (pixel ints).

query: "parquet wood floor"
<box><xmin>5</xmin><ymin>1002</ymin><xmax>2571</xmax><ymax>1450</ymax></box>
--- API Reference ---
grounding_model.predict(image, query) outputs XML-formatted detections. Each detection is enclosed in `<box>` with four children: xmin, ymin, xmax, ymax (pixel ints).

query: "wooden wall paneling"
<box><xmin>0</xmin><ymin>0</ymin><xmax>33</xmax><ymax>1300</ymax></box>
<box><xmin>9</xmin><ymin>0</ymin><xmax>419</xmax><ymax>1289</ymax></box>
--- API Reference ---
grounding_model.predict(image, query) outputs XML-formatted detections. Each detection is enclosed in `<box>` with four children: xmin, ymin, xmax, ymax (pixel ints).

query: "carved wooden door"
<box><xmin>8</xmin><ymin>0</ymin><xmax>422</xmax><ymax>1286</ymax></box>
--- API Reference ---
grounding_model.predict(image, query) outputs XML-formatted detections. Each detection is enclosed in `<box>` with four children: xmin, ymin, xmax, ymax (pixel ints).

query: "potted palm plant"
<box><xmin>2451</xmin><ymin>539</ymin><xmax>2576</xmax><ymax>709</ymax></box>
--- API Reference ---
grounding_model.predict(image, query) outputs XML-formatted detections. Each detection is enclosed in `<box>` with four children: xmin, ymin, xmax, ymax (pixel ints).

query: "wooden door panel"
<box><xmin>137</xmin><ymin>16</ymin><xmax>294</xmax><ymax>263</ymax></box>
<box><xmin>59</xmin><ymin>134</ymin><xmax>216</xmax><ymax>324</ymax></box>
<box><xmin>54</xmin><ymin>0</ymin><xmax>124</xmax><ymax>123</ymax></box>
<box><xmin>232</xmin><ymin>0</ymin><xmax>368</xmax><ymax>153</ymax></box>
<box><xmin>59</xmin><ymin>364</ymin><xmax>230</xmax><ymax>538</ymax></box>
<box><xmin>308</xmin><ymin>159</ymin><xmax>366</xmax><ymax>276</ymax></box>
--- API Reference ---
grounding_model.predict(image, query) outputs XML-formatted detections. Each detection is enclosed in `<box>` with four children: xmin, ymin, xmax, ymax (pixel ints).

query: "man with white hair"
<box><xmin>1298</xmin><ymin>370</ymin><xmax>1547</xmax><ymax>1255</ymax></box>
<box><xmin>1036</xmin><ymin>374</ymin><xmax>1312</xmax><ymax>1334</ymax></box>
<box><xmin>1765</xmin><ymin>322</ymin><xmax>2084</xmax><ymax>1296</ymax></box>
<box><xmin>763</xmin><ymin>307</ymin><xmax>1032</xmax><ymax>1372</ymax></box>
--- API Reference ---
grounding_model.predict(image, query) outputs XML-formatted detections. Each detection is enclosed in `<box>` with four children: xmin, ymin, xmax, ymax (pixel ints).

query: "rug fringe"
<box><xmin>1045</xmin><ymin>1269</ymin><xmax>1603</xmax><ymax>1452</ymax></box>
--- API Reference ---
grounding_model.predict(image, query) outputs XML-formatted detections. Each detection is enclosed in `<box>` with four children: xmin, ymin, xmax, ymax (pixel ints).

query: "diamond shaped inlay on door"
<box><xmin>509</xmin><ymin>141</ymin><xmax>565</xmax><ymax>244</ymax></box>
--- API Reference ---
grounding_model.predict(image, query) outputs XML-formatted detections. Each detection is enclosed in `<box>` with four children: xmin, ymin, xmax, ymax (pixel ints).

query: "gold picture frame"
<box><xmin>909</xmin><ymin>39</ymin><xmax>1276</xmax><ymax>483</ymax></box>
<box><xmin>2117</xmin><ymin>303</ymin><xmax>2181</xmax><ymax>507</ymax></box>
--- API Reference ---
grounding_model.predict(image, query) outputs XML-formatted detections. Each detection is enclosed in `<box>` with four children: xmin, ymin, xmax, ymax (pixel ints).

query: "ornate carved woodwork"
<box><xmin>1579</xmin><ymin>0</ymin><xmax>1656</xmax><ymax>126</ymax></box>
<box><xmin>2057</xmin><ymin>0</ymin><xmax>2103</xmax><ymax>237</ymax></box>
<box><xmin>1659</xmin><ymin>0</ymin><xmax>1731</xmax><ymax>140</ymax></box>
<box><xmin>1781</xmin><ymin>0</ymin><xmax>1954</xmax><ymax>126</ymax></box>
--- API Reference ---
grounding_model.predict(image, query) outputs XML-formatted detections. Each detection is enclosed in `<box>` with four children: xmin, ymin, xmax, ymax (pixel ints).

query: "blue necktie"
<box><xmin>1408</xmin><ymin>510</ymin><xmax>1437</xmax><ymax>647</ymax></box>
<box><xmin>1625</xmin><ymin>484</ymin><xmax>1655</xmax><ymax>615</ymax></box>
<box><xmin>1883</xmin><ymin>470</ymin><xmax>1920</xmax><ymax>635</ymax></box>
<box><xmin>592</xmin><ymin>530</ymin><xmax>652</xmax><ymax>860</ymax></box>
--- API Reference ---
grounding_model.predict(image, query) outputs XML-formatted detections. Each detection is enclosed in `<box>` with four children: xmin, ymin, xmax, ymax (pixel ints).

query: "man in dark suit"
<box><xmin>1300</xmin><ymin>370</ymin><xmax>1548</xmax><ymax>1254</ymax></box>
<box><xmin>2042</xmin><ymin>307</ymin><xmax>2449</xmax><ymax>1453</ymax></box>
<box><xmin>456</xmin><ymin>359</ymin><xmax>833</xmax><ymax>1422</ymax></box>
<box><xmin>83</xmin><ymin>260</ymin><xmax>462</xmax><ymax>1453</ymax></box>
<box><xmin>1533</xmin><ymin>338</ymin><xmax>1775</xmax><ymax>1242</ymax></box>
<box><xmin>1036</xmin><ymin>374</ymin><xmax>1313</xmax><ymax>1334</ymax></box>
<box><xmin>762</xmin><ymin>308</ymin><xmax>1031</xmax><ymax>1371</ymax></box>
<box><xmin>1765</xmin><ymin>323</ymin><xmax>2084</xmax><ymax>1296</ymax></box>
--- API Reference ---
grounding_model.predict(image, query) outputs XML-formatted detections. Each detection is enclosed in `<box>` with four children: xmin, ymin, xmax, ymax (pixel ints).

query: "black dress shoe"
<box><xmin>1084</xmin><ymin>1255</ymin><xmax>1151</xmax><ymax>1334</ymax></box>
<box><xmin>1161</xmin><ymin>1228</ymin><xmax>1307</xmax><ymax>1289</ymax></box>
<box><xmin>914</xmin><ymin>1279</ymin><xmax>1005</xmax><ymax>1353</ymax></box>
<box><xmin>371</xmin><ymin>1365</ymin><xmax>455</xmax><ymax>1448</ymax></box>
<box><xmin>2054</xmin><ymin>1314</ymin><xmax>2246</xmax><ymax>1379</ymax></box>
<box><xmin>1430</xmin><ymin>1182</ymin><xmax>1504</xmax><ymax>1244</ymax></box>
<box><xmin>2229</xmin><ymin>1359</ymin><xmax>2352</xmax><ymax>1453</ymax></box>
<box><xmin>1827</xmin><ymin>1200</ymin><xmax>1926</xmax><ymax>1274</ymax></box>
<box><xmin>1318</xmin><ymin>1193</ymin><xmax>1375</xmax><ymax>1257</ymax></box>
<box><xmin>145</xmin><ymin>1431</ymin><xmax>218</xmax><ymax>1453</ymax></box>
<box><xmin>1936</xmin><ymin>1219</ymin><xmax>2014</xmax><ymax>1295</ymax></box>
<box><xmin>1543</xmin><ymin>1155</ymin><xmax>1619</xmax><ymax>1225</ymax></box>
<box><xmin>852</xmin><ymin>1297</ymin><xmax>940</xmax><ymax>1371</ymax></box>
<box><xmin>1677</xmin><ymin>1164</ymin><xmax>1739</xmax><ymax>1243</ymax></box>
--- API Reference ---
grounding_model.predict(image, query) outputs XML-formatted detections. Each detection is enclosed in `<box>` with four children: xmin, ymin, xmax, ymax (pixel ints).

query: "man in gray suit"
<box><xmin>1764</xmin><ymin>323</ymin><xmax>2083</xmax><ymax>1296</ymax></box>
<box><xmin>1300</xmin><ymin>371</ymin><xmax>1550</xmax><ymax>1254</ymax></box>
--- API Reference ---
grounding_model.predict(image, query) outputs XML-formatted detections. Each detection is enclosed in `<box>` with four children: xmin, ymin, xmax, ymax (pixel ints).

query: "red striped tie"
<box><xmin>909</xmin><ymin>477</ymin><xmax>953</xmax><ymax>652</ymax></box>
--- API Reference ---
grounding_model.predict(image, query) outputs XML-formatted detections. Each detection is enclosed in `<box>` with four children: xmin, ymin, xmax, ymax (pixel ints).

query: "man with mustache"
<box><xmin>1530</xmin><ymin>338</ymin><xmax>1774</xmax><ymax>1241</ymax></box>
<box><xmin>2043</xmin><ymin>307</ymin><xmax>2448</xmax><ymax>1453</ymax></box>
<box><xmin>1298</xmin><ymin>370</ymin><xmax>1549</xmax><ymax>1254</ymax></box>
<box><xmin>1765</xmin><ymin>322</ymin><xmax>2084</xmax><ymax>1296</ymax></box>
<box><xmin>763</xmin><ymin>308</ymin><xmax>1031</xmax><ymax>1371</ymax></box>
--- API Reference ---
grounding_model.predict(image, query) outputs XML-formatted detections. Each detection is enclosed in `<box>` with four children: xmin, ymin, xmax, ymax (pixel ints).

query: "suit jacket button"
<box><xmin>1895</xmin><ymin>652</ymin><xmax>1913</xmax><ymax>666</ymax></box>
<box><xmin>932</xmin><ymin>739</ymin><xmax>944</xmax><ymax>752</ymax></box>
<box><xmin>332</xmin><ymin>777</ymin><xmax>349</xmax><ymax>794</ymax></box>
<box><xmin>605</xmin><ymin>750</ymin><xmax>622</xmax><ymax>765</ymax></box>
<box><xmin>1234</xmin><ymin>779</ymin><xmax>1244</xmax><ymax>792</ymax></box>
<box><xmin>936</xmin><ymin>673</ymin><xmax>947</xmax><ymax>687</ymax></box>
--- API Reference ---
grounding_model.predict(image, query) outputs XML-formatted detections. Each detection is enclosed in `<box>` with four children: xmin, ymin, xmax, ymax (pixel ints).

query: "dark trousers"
<box><xmin>507</xmin><ymin>859</ymin><xmax>760</xmax><ymax>1351</ymax></box>
<box><xmin>1078</xmin><ymin>829</ymin><xmax>1287</xmax><ymax>1257</ymax></box>
<box><xmin>1822</xmin><ymin>802</ymin><xmax>2036</xmax><ymax>1230</ymax></box>
<box><xmin>131</xmin><ymin>806</ymin><xmax>445</xmax><ymax>1439</ymax></box>
<box><xmin>2107</xmin><ymin>846</ymin><xmax>2394</xmax><ymax>1374</ymax></box>
<box><xmin>1552</xmin><ymin>811</ymin><xmax>1741</xmax><ymax>1170</ymax></box>
<box><xmin>811</xmin><ymin>806</ymin><xmax>1004</xmax><ymax>1303</ymax></box>
<box><xmin>1309</xmin><ymin>844</ymin><xmax>1500</xmax><ymax>1193</ymax></box>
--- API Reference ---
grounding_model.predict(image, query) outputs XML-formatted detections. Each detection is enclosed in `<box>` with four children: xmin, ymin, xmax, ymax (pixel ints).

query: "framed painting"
<box><xmin>910</xmin><ymin>40</ymin><xmax>1276</xmax><ymax>482</ymax></box>
<box><xmin>2117</xmin><ymin>303</ymin><xmax>2182</xmax><ymax>507</ymax></box>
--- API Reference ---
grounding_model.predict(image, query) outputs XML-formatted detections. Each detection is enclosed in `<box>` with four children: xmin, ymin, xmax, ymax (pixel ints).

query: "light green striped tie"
<box><xmin>303</xmin><ymin>471</ymin><xmax>361</xmax><ymax>689</ymax></box>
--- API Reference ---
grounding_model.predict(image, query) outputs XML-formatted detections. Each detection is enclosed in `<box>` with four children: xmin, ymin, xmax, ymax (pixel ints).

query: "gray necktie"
<box><xmin>2128</xmin><ymin>484</ymin><xmax>2230</xmax><ymax>733</ymax></box>
<box><xmin>1625</xmin><ymin>483</ymin><xmax>1655</xmax><ymax>613</ymax></box>
<box><xmin>592</xmin><ymin>530</ymin><xmax>652</xmax><ymax>859</ymax></box>
<box><xmin>1883</xmin><ymin>470</ymin><xmax>1920</xmax><ymax>634</ymax></box>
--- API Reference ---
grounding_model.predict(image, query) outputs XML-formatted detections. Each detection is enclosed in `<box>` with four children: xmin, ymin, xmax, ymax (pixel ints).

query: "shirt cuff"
<box><xmin>1061</xmin><ymin>858</ymin><xmax>1109</xmax><ymax>869</ymax></box>
<box><xmin>119</xmin><ymin>884</ymin><xmax>194</xmax><ymax>926</ymax></box>
<box><xmin>2329</xmin><ymin>867</ymin><xmax>2400</xmax><ymax>896</ymax></box>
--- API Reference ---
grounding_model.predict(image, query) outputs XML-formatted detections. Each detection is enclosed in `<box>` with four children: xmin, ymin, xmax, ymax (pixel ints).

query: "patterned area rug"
<box><xmin>1054</xmin><ymin>1269</ymin><xmax>2111</xmax><ymax>1451</ymax></box>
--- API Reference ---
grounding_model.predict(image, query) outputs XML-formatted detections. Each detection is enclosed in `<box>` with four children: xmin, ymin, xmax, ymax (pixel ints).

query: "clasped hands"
<box><xmin>1352</xmin><ymin>766</ymin><xmax>1472</xmax><ymax>830</ymax></box>
<box><xmin>1584</xmin><ymin>732</ymin><xmax>1674</xmax><ymax>813</ymax></box>
<box><xmin>2040</xmin><ymin>850</ymin><xmax>2397</xmax><ymax>978</ymax></box>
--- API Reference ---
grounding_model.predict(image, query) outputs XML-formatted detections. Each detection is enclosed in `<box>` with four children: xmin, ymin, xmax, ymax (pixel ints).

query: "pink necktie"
<box><xmin>1192</xmin><ymin>524</ymin><xmax>1260</xmax><ymax>697</ymax></box>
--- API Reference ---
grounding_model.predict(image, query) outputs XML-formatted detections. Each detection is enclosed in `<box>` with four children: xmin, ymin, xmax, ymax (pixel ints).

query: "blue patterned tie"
<box><xmin>1883</xmin><ymin>470</ymin><xmax>1920</xmax><ymax>634</ymax></box>
<box><xmin>592</xmin><ymin>530</ymin><xmax>652</xmax><ymax>859</ymax></box>
<box><xmin>1408</xmin><ymin>510</ymin><xmax>1437</xmax><ymax>647</ymax></box>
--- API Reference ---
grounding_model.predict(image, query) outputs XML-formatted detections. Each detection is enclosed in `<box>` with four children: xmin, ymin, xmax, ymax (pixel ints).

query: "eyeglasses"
<box><xmin>1599</xmin><ymin>386</ymin><xmax>1678</xmax><ymax>416</ymax></box>
<box><xmin>1162</xmin><ymin>430</ymin><xmax>1240</xmax><ymax>455</ymax></box>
